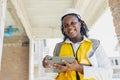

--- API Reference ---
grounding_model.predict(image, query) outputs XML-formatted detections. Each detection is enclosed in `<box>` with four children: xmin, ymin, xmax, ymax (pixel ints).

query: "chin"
<box><xmin>69</xmin><ymin>36</ymin><xmax>76</xmax><ymax>39</ymax></box>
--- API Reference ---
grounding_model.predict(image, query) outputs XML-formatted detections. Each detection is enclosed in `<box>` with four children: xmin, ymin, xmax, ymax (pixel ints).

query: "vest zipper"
<box><xmin>76</xmin><ymin>45</ymin><xmax>81</xmax><ymax>80</ymax></box>
<box><xmin>70</xmin><ymin>43</ymin><xmax>80</xmax><ymax>80</ymax></box>
<box><xmin>70</xmin><ymin>43</ymin><xmax>75</xmax><ymax>57</ymax></box>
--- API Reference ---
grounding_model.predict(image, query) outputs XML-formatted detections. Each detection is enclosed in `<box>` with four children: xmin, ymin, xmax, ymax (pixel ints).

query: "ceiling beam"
<box><xmin>7</xmin><ymin>0</ymin><xmax>33</xmax><ymax>39</ymax></box>
<box><xmin>83</xmin><ymin>0</ymin><xmax>108</xmax><ymax>27</ymax></box>
<box><xmin>72</xmin><ymin>0</ymin><xmax>80</xmax><ymax>9</ymax></box>
<box><xmin>72</xmin><ymin>0</ymin><xmax>86</xmax><ymax>10</ymax></box>
<box><xmin>7</xmin><ymin>1</ymin><xmax>25</xmax><ymax>34</ymax></box>
<box><xmin>72</xmin><ymin>0</ymin><xmax>108</xmax><ymax>28</ymax></box>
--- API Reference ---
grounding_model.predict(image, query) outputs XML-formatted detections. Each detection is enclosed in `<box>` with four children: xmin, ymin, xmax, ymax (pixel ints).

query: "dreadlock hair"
<box><xmin>61</xmin><ymin>14</ymin><xmax>89</xmax><ymax>41</ymax></box>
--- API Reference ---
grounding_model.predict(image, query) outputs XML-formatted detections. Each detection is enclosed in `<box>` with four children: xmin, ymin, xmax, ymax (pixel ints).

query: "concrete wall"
<box><xmin>109</xmin><ymin>0</ymin><xmax>120</xmax><ymax>50</ymax></box>
<box><xmin>0</xmin><ymin>40</ymin><xmax>29</xmax><ymax>80</ymax></box>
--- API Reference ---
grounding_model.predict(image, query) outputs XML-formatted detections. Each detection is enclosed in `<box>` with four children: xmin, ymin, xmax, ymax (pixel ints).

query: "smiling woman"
<box><xmin>61</xmin><ymin>9</ymin><xmax>89</xmax><ymax>43</ymax></box>
<box><xmin>42</xmin><ymin>8</ymin><xmax>113</xmax><ymax>80</ymax></box>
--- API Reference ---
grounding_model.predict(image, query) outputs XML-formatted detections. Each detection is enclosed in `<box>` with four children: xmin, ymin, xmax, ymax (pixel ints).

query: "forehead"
<box><xmin>62</xmin><ymin>14</ymin><xmax>78</xmax><ymax>22</ymax></box>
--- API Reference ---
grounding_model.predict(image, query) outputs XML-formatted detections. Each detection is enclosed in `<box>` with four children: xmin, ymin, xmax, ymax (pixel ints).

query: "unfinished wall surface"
<box><xmin>0</xmin><ymin>37</ymin><xmax>29</xmax><ymax>80</ymax></box>
<box><xmin>108</xmin><ymin>0</ymin><xmax>120</xmax><ymax>46</ymax></box>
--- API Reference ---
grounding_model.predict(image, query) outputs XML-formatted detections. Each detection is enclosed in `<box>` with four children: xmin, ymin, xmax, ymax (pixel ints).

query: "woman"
<box><xmin>42</xmin><ymin>8</ymin><xmax>113</xmax><ymax>80</ymax></box>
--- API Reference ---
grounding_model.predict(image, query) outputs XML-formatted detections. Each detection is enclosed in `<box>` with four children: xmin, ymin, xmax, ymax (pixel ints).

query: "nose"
<box><xmin>68</xmin><ymin>24</ymin><xmax>73</xmax><ymax>28</ymax></box>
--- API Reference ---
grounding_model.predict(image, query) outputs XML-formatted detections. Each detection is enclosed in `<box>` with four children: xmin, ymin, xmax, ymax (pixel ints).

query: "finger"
<box><xmin>43</xmin><ymin>60</ymin><xmax>48</xmax><ymax>67</ymax></box>
<box><xmin>62</xmin><ymin>60</ymin><xmax>69</xmax><ymax>66</ymax></box>
<box><xmin>44</xmin><ymin>61</ymin><xmax>51</xmax><ymax>68</ymax></box>
<box><xmin>73</xmin><ymin>60</ymin><xmax>78</xmax><ymax>64</ymax></box>
<box><xmin>54</xmin><ymin>64</ymin><xmax>61</xmax><ymax>68</ymax></box>
<box><xmin>54</xmin><ymin>64</ymin><xmax>65</xmax><ymax>71</ymax></box>
<box><xmin>42</xmin><ymin>55</ymin><xmax>51</xmax><ymax>68</ymax></box>
<box><xmin>43</xmin><ymin>55</ymin><xmax>48</xmax><ymax>62</ymax></box>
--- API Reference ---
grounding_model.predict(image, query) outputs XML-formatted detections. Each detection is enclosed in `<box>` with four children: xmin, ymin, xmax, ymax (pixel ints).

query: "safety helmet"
<box><xmin>61</xmin><ymin>8</ymin><xmax>81</xmax><ymax>20</ymax></box>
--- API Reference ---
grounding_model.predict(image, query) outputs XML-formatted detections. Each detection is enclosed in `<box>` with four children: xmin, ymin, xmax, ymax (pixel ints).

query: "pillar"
<box><xmin>108</xmin><ymin>0</ymin><xmax>120</xmax><ymax>53</ymax></box>
<box><xmin>0</xmin><ymin>0</ymin><xmax>7</xmax><ymax>70</ymax></box>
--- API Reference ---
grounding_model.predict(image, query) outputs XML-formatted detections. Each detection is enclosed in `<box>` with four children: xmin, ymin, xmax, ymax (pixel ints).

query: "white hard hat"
<box><xmin>61</xmin><ymin>8</ymin><xmax>81</xmax><ymax>20</ymax></box>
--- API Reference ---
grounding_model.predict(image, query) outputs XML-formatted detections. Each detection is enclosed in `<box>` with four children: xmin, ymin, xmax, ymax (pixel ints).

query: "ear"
<box><xmin>80</xmin><ymin>20</ymin><xmax>82</xmax><ymax>25</ymax></box>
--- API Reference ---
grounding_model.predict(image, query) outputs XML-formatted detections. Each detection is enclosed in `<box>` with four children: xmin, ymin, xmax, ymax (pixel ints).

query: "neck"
<box><xmin>70</xmin><ymin>36</ymin><xmax>83</xmax><ymax>43</ymax></box>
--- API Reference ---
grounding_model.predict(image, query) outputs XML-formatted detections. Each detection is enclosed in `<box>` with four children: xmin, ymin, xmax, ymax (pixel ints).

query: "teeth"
<box><xmin>69</xmin><ymin>30</ymin><xmax>74</xmax><ymax>33</ymax></box>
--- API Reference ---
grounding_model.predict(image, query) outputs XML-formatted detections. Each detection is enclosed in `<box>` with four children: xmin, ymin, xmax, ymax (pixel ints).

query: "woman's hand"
<box><xmin>42</xmin><ymin>55</ymin><xmax>51</xmax><ymax>68</ymax></box>
<box><xmin>53</xmin><ymin>59</ymin><xmax>83</xmax><ymax>74</ymax></box>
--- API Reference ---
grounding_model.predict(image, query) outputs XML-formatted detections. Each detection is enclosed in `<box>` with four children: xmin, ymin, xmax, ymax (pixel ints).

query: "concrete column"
<box><xmin>0</xmin><ymin>0</ymin><xmax>7</xmax><ymax>70</ymax></box>
<box><xmin>29</xmin><ymin>39</ymin><xmax>34</xmax><ymax>80</ymax></box>
<box><xmin>108</xmin><ymin>0</ymin><xmax>120</xmax><ymax>53</ymax></box>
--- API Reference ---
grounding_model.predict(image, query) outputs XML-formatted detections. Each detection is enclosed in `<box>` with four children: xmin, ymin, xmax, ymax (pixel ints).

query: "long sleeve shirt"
<box><xmin>64</xmin><ymin>38</ymin><xmax>113</xmax><ymax>80</ymax></box>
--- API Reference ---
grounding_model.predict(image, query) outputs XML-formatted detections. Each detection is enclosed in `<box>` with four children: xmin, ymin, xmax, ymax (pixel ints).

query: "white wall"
<box><xmin>89</xmin><ymin>8</ymin><xmax>120</xmax><ymax>57</ymax></box>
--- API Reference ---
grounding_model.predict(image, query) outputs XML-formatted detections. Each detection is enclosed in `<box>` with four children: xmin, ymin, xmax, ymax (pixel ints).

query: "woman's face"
<box><xmin>62</xmin><ymin>15</ymin><xmax>81</xmax><ymax>39</ymax></box>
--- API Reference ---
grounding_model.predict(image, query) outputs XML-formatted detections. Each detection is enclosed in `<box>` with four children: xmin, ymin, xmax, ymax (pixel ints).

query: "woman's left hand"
<box><xmin>53</xmin><ymin>59</ymin><xmax>83</xmax><ymax>74</ymax></box>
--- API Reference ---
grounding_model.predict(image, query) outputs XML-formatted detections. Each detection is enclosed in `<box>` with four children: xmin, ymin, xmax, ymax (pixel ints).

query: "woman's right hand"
<box><xmin>42</xmin><ymin>55</ymin><xmax>51</xmax><ymax>68</ymax></box>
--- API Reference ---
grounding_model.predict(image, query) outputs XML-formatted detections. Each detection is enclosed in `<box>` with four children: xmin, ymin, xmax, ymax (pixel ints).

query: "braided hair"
<box><xmin>61</xmin><ymin>14</ymin><xmax>89</xmax><ymax>41</ymax></box>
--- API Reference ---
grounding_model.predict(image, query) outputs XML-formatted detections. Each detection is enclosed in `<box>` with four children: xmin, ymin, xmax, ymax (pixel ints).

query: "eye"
<box><xmin>62</xmin><ymin>21</ymin><xmax>78</xmax><ymax>28</ymax></box>
<box><xmin>63</xmin><ymin>24</ymin><xmax>69</xmax><ymax>28</ymax></box>
<box><xmin>71</xmin><ymin>21</ymin><xmax>77</xmax><ymax>25</ymax></box>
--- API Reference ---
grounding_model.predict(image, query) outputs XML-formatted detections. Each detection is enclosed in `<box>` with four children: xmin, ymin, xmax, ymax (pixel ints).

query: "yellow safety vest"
<box><xmin>54</xmin><ymin>39</ymin><xmax>96</xmax><ymax>80</ymax></box>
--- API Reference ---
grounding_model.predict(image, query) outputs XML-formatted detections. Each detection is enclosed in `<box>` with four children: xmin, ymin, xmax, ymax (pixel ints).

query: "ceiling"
<box><xmin>4</xmin><ymin>0</ymin><xmax>109</xmax><ymax>40</ymax></box>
